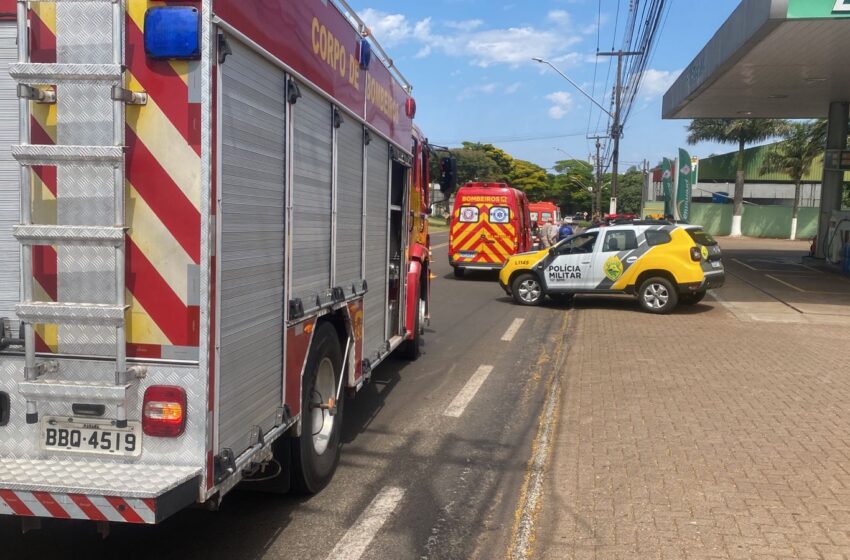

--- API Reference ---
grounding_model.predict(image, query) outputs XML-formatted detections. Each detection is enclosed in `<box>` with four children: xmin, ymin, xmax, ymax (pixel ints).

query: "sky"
<box><xmin>351</xmin><ymin>0</ymin><xmax>744</xmax><ymax>172</ymax></box>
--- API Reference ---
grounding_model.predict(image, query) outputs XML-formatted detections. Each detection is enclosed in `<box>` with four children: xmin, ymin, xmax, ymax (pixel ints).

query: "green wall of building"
<box><xmin>689</xmin><ymin>203</ymin><xmax>819</xmax><ymax>239</ymax></box>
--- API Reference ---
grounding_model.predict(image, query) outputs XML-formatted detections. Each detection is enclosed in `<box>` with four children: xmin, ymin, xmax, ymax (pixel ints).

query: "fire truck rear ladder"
<box><xmin>11</xmin><ymin>0</ymin><xmax>146</xmax><ymax>427</ymax></box>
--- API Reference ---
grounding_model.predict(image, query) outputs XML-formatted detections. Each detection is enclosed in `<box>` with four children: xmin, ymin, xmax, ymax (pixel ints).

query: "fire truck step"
<box><xmin>10</xmin><ymin>62</ymin><xmax>121</xmax><ymax>84</ymax></box>
<box><xmin>0</xmin><ymin>458</ymin><xmax>201</xmax><ymax>524</ymax></box>
<box><xmin>14</xmin><ymin>225</ymin><xmax>125</xmax><ymax>248</ymax></box>
<box><xmin>18</xmin><ymin>378</ymin><xmax>136</xmax><ymax>405</ymax></box>
<box><xmin>12</xmin><ymin>144</ymin><xmax>123</xmax><ymax>166</ymax></box>
<box><xmin>16</xmin><ymin>302</ymin><xmax>128</xmax><ymax>327</ymax></box>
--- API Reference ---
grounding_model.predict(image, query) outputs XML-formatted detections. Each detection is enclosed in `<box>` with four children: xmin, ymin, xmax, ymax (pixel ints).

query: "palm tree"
<box><xmin>687</xmin><ymin>119</ymin><xmax>788</xmax><ymax>236</ymax></box>
<box><xmin>760</xmin><ymin>121</ymin><xmax>824</xmax><ymax>240</ymax></box>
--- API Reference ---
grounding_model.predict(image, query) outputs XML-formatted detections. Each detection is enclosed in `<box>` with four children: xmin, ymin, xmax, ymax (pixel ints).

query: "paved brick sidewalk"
<box><xmin>537</xmin><ymin>296</ymin><xmax>850</xmax><ymax>560</ymax></box>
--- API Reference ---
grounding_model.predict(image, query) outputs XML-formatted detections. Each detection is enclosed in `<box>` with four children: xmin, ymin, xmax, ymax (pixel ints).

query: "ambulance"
<box><xmin>528</xmin><ymin>201</ymin><xmax>561</xmax><ymax>226</ymax></box>
<box><xmin>449</xmin><ymin>183</ymin><xmax>533</xmax><ymax>278</ymax></box>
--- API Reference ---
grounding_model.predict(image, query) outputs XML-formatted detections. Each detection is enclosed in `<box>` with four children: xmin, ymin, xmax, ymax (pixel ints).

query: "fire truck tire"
<box><xmin>511</xmin><ymin>273</ymin><xmax>544</xmax><ymax>306</ymax></box>
<box><xmin>453</xmin><ymin>266</ymin><xmax>465</xmax><ymax>278</ymax></box>
<box><xmin>291</xmin><ymin>323</ymin><xmax>344</xmax><ymax>494</ymax></box>
<box><xmin>400</xmin><ymin>284</ymin><xmax>423</xmax><ymax>360</ymax></box>
<box><xmin>680</xmin><ymin>291</ymin><xmax>706</xmax><ymax>305</ymax></box>
<box><xmin>637</xmin><ymin>277</ymin><xmax>678</xmax><ymax>314</ymax></box>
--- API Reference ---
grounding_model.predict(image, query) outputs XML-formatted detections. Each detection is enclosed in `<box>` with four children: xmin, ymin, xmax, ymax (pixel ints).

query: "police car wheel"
<box><xmin>512</xmin><ymin>274</ymin><xmax>543</xmax><ymax>306</ymax></box>
<box><xmin>681</xmin><ymin>291</ymin><xmax>706</xmax><ymax>305</ymax></box>
<box><xmin>638</xmin><ymin>277</ymin><xmax>678</xmax><ymax>314</ymax></box>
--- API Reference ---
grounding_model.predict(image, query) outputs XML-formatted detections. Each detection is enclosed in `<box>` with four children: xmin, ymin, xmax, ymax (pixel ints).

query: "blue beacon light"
<box><xmin>144</xmin><ymin>6</ymin><xmax>201</xmax><ymax>60</ymax></box>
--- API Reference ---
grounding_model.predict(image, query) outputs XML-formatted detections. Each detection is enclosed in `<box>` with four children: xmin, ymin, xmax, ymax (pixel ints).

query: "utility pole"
<box><xmin>587</xmin><ymin>135</ymin><xmax>606</xmax><ymax>217</ymax></box>
<box><xmin>597</xmin><ymin>50</ymin><xmax>642</xmax><ymax>215</ymax></box>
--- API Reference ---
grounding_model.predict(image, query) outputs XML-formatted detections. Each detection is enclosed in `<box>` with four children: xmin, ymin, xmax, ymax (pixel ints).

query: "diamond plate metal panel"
<box><xmin>16</xmin><ymin>302</ymin><xmax>126</xmax><ymax>325</ymax></box>
<box><xmin>56</xmin><ymin>3</ymin><xmax>113</xmax><ymax>65</ymax></box>
<box><xmin>0</xmin><ymin>357</ymin><xmax>207</xmax><ymax>471</ymax></box>
<box><xmin>0</xmin><ymin>459</ymin><xmax>200</xmax><ymax>498</ymax></box>
<box><xmin>14</xmin><ymin>225</ymin><xmax>125</xmax><ymax>246</ymax></box>
<box><xmin>54</xmin><ymin>2</ymin><xmax>119</xmax><ymax>356</ymax></box>
<box><xmin>11</xmin><ymin>144</ymin><xmax>122</xmax><ymax>165</ymax></box>
<box><xmin>9</xmin><ymin>63</ymin><xmax>121</xmax><ymax>84</ymax></box>
<box><xmin>18</xmin><ymin>378</ymin><xmax>134</xmax><ymax>404</ymax></box>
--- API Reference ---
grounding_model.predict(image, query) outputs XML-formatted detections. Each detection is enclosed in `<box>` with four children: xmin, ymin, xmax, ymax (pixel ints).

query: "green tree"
<box><xmin>450</xmin><ymin>148</ymin><xmax>502</xmax><ymax>184</ymax></box>
<box><xmin>687</xmin><ymin>118</ymin><xmax>788</xmax><ymax>236</ymax></box>
<box><xmin>548</xmin><ymin>159</ymin><xmax>595</xmax><ymax>212</ymax></box>
<box><xmin>510</xmin><ymin>159</ymin><xmax>549</xmax><ymax>200</ymax></box>
<box><xmin>462</xmin><ymin>142</ymin><xmax>514</xmax><ymax>180</ymax></box>
<box><xmin>760</xmin><ymin>121</ymin><xmax>824</xmax><ymax>240</ymax></box>
<box><xmin>616</xmin><ymin>168</ymin><xmax>645</xmax><ymax>214</ymax></box>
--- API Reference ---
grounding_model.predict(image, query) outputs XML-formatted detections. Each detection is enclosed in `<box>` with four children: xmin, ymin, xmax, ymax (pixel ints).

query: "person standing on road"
<box><xmin>545</xmin><ymin>220</ymin><xmax>560</xmax><ymax>247</ymax></box>
<box><xmin>558</xmin><ymin>220</ymin><xmax>574</xmax><ymax>241</ymax></box>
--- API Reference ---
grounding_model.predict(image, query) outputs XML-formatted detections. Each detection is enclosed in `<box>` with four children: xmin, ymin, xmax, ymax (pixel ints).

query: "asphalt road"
<box><xmin>1</xmin><ymin>231</ymin><xmax>570</xmax><ymax>560</ymax></box>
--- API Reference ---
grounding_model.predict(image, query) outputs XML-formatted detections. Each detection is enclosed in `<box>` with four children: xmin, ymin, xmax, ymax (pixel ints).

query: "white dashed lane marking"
<box><xmin>325</xmin><ymin>486</ymin><xmax>406</xmax><ymax>560</ymax></box>
<box><xmin>443</xmin><ymin>365</ymin><xmax>494</xmax><ymax>418</ymax></box>
<box><xmin>501</xmin><ymin>318</ymin><xmax>525</xmax><ymax>341</ymax></box>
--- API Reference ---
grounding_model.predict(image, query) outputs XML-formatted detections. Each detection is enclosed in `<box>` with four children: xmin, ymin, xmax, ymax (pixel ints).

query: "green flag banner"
<box><xmin>661</xmin><ymin>158</ymin><xmax>673</xmax><ymax>218</ymax></box>
<box><xmin>677</xmin><ymin>148</ymin><xmax>693</xmax><ymax>222</ymax></box>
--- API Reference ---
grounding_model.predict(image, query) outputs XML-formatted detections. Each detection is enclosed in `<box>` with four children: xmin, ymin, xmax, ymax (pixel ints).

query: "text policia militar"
<box><xmin>547</xmin><ymin>264</ymin><xmax>582</xmax><ymax>280</ymax></box>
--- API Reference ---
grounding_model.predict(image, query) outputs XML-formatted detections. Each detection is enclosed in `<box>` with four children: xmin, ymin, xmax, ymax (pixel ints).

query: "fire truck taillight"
<box><xmin>144</xmin><ymin>6</ymin><xmax>201</xmax><ymax>60</ymax></box>
<box><xmin>142</xmin><ymin>386</ymin><xmax>187</xmax><ymax>437</ymax></box>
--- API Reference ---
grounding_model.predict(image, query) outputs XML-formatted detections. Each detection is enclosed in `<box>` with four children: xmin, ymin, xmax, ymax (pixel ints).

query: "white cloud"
<box><xmin>359</xmin><ymin>8</ymin><xmax>588</xmax><ymax>67</ymax></box>
<box><xmin>548</xmin><ymin>106</ymin><xmax>569</xmax><ymax>119</ymax></box>
<box><xmin>457</xmin><ymin>82</ymin><xmax>499</xmax><ymax>101</ymax></box>
<box><xmin>547</xmin><ymin>10</ymin><xmax>573</xmax><ymax>27</ymax></box>
<box><xmin>359</xmin><ymin>9</ymin><xmax>412</xmax><ymax>47</ymax></box>
<box><xmin>545</xmin><ymin>91</ymin><xmax>574</xmax><ymax>119</ymax></box>
<box><xmin>640</xmin><ymin>68</ymin><xmax>682</xmax><ymax>98</ymax></box>
<box><xmin>505</xmin><ymin>82</ymin><xmax>522</xmax><ymax>94</ymax></box>
<box><xmin>446</xmin><ymin>19</ymin><xmax>484</xmax><ymax>32</ymax></box>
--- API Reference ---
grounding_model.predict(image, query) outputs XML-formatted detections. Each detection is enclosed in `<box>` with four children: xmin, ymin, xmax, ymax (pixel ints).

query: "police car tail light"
<box><xmin>690</xmin><ymin>247</ymin><xmax>702</xmax><ymax>261</ymax></box>
<box><xmin>143</xmin><ymin>386</ymin><xmax>187</xmax><ymax>437</ymax></box>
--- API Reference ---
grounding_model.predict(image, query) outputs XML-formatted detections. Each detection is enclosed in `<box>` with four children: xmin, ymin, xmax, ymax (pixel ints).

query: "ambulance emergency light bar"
<box><xmin>144</xmin><ymin>6</ymin><xmax>201</xmax><ymax>60</ymax></box>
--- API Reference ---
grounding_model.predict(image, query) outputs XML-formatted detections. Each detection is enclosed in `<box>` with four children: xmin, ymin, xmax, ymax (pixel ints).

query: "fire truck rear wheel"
<box><xmin>512</xmin><ymin>273</ymin><xmax>543</xmax><ymax>306</ymax></box>
<box><xmin>291</xmin><ymin>323</ymin><xmax>344</xmax><ymax>494</ymax></box>
<box><xmin>453</xmin><ymin>266</ymin><xmax>465</xmax><ymax>278</ymax></box>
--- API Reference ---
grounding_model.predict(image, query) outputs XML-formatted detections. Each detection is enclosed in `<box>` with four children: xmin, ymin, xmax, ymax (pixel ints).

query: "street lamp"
<box><xmin>535</xmin><ymin>57</ymin><xmax>616</xmax><ymax>216</ymax></box>
<box><xmin>533</xmin><ymin>58</ymin><xmax>614</xmax><ymax>119</ymax></box>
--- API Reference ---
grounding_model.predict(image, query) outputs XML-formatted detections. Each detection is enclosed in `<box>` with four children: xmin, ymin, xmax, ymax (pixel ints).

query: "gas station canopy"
<box><xmin>663</xmin><ymin>0</ymin><xmax>850</xmax><ymax>119</ymax></box>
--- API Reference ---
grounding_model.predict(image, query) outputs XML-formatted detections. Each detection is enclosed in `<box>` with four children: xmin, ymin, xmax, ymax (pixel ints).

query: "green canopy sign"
<box><xmin>788</xmin><ymin>0</ymin><xmax>850</xmax><ymax>19</ymax></box>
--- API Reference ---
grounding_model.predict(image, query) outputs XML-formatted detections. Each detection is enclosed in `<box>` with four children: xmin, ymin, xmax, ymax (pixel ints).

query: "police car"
<box><xmin>498</xmin><ymin>222</ymin><xmax>725</xmax><ymax>314</ymax></box>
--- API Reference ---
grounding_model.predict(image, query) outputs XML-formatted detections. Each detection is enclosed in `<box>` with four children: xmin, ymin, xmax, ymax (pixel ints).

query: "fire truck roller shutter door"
<box><xmin>0</xmin><ymin>23</ymin><xmax>18</xmax><ymax>332</ymax></box>
<box><xmin>291</xmin><ymin>84</ymin><xmax>333</xmax><ymax>311</ymax></box>
<box><xmin>335</xmin><ymin>115</ymin><xmax>364</xmax><ymax>292</ymax></box>
<box><xmin>363</xmin><ymin>136</ymin><xmax>389</xmax><ymax>362</ymax></box>
<box><xmin>218</xmin><ymin>37</ymin><xmax>286</xmax><ymax>456</ymax></box>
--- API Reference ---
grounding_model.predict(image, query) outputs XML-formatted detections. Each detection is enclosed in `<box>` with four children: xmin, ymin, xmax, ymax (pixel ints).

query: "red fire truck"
<box><xmin>528</xmin><ymin>201</ymin><xmax>561</xmax><ymax>226</ymax></box>
<box><xmin>0</xmin><ymin>0</ymin><xmax>448</xmax><ymax>526</ymax></box>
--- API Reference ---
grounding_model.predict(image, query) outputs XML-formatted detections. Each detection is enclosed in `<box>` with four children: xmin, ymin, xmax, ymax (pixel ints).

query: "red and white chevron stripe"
<box><xmin>0</xmin><ymin>490</ymin><xmax>156</xmax><ymax>524</ymax></box>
